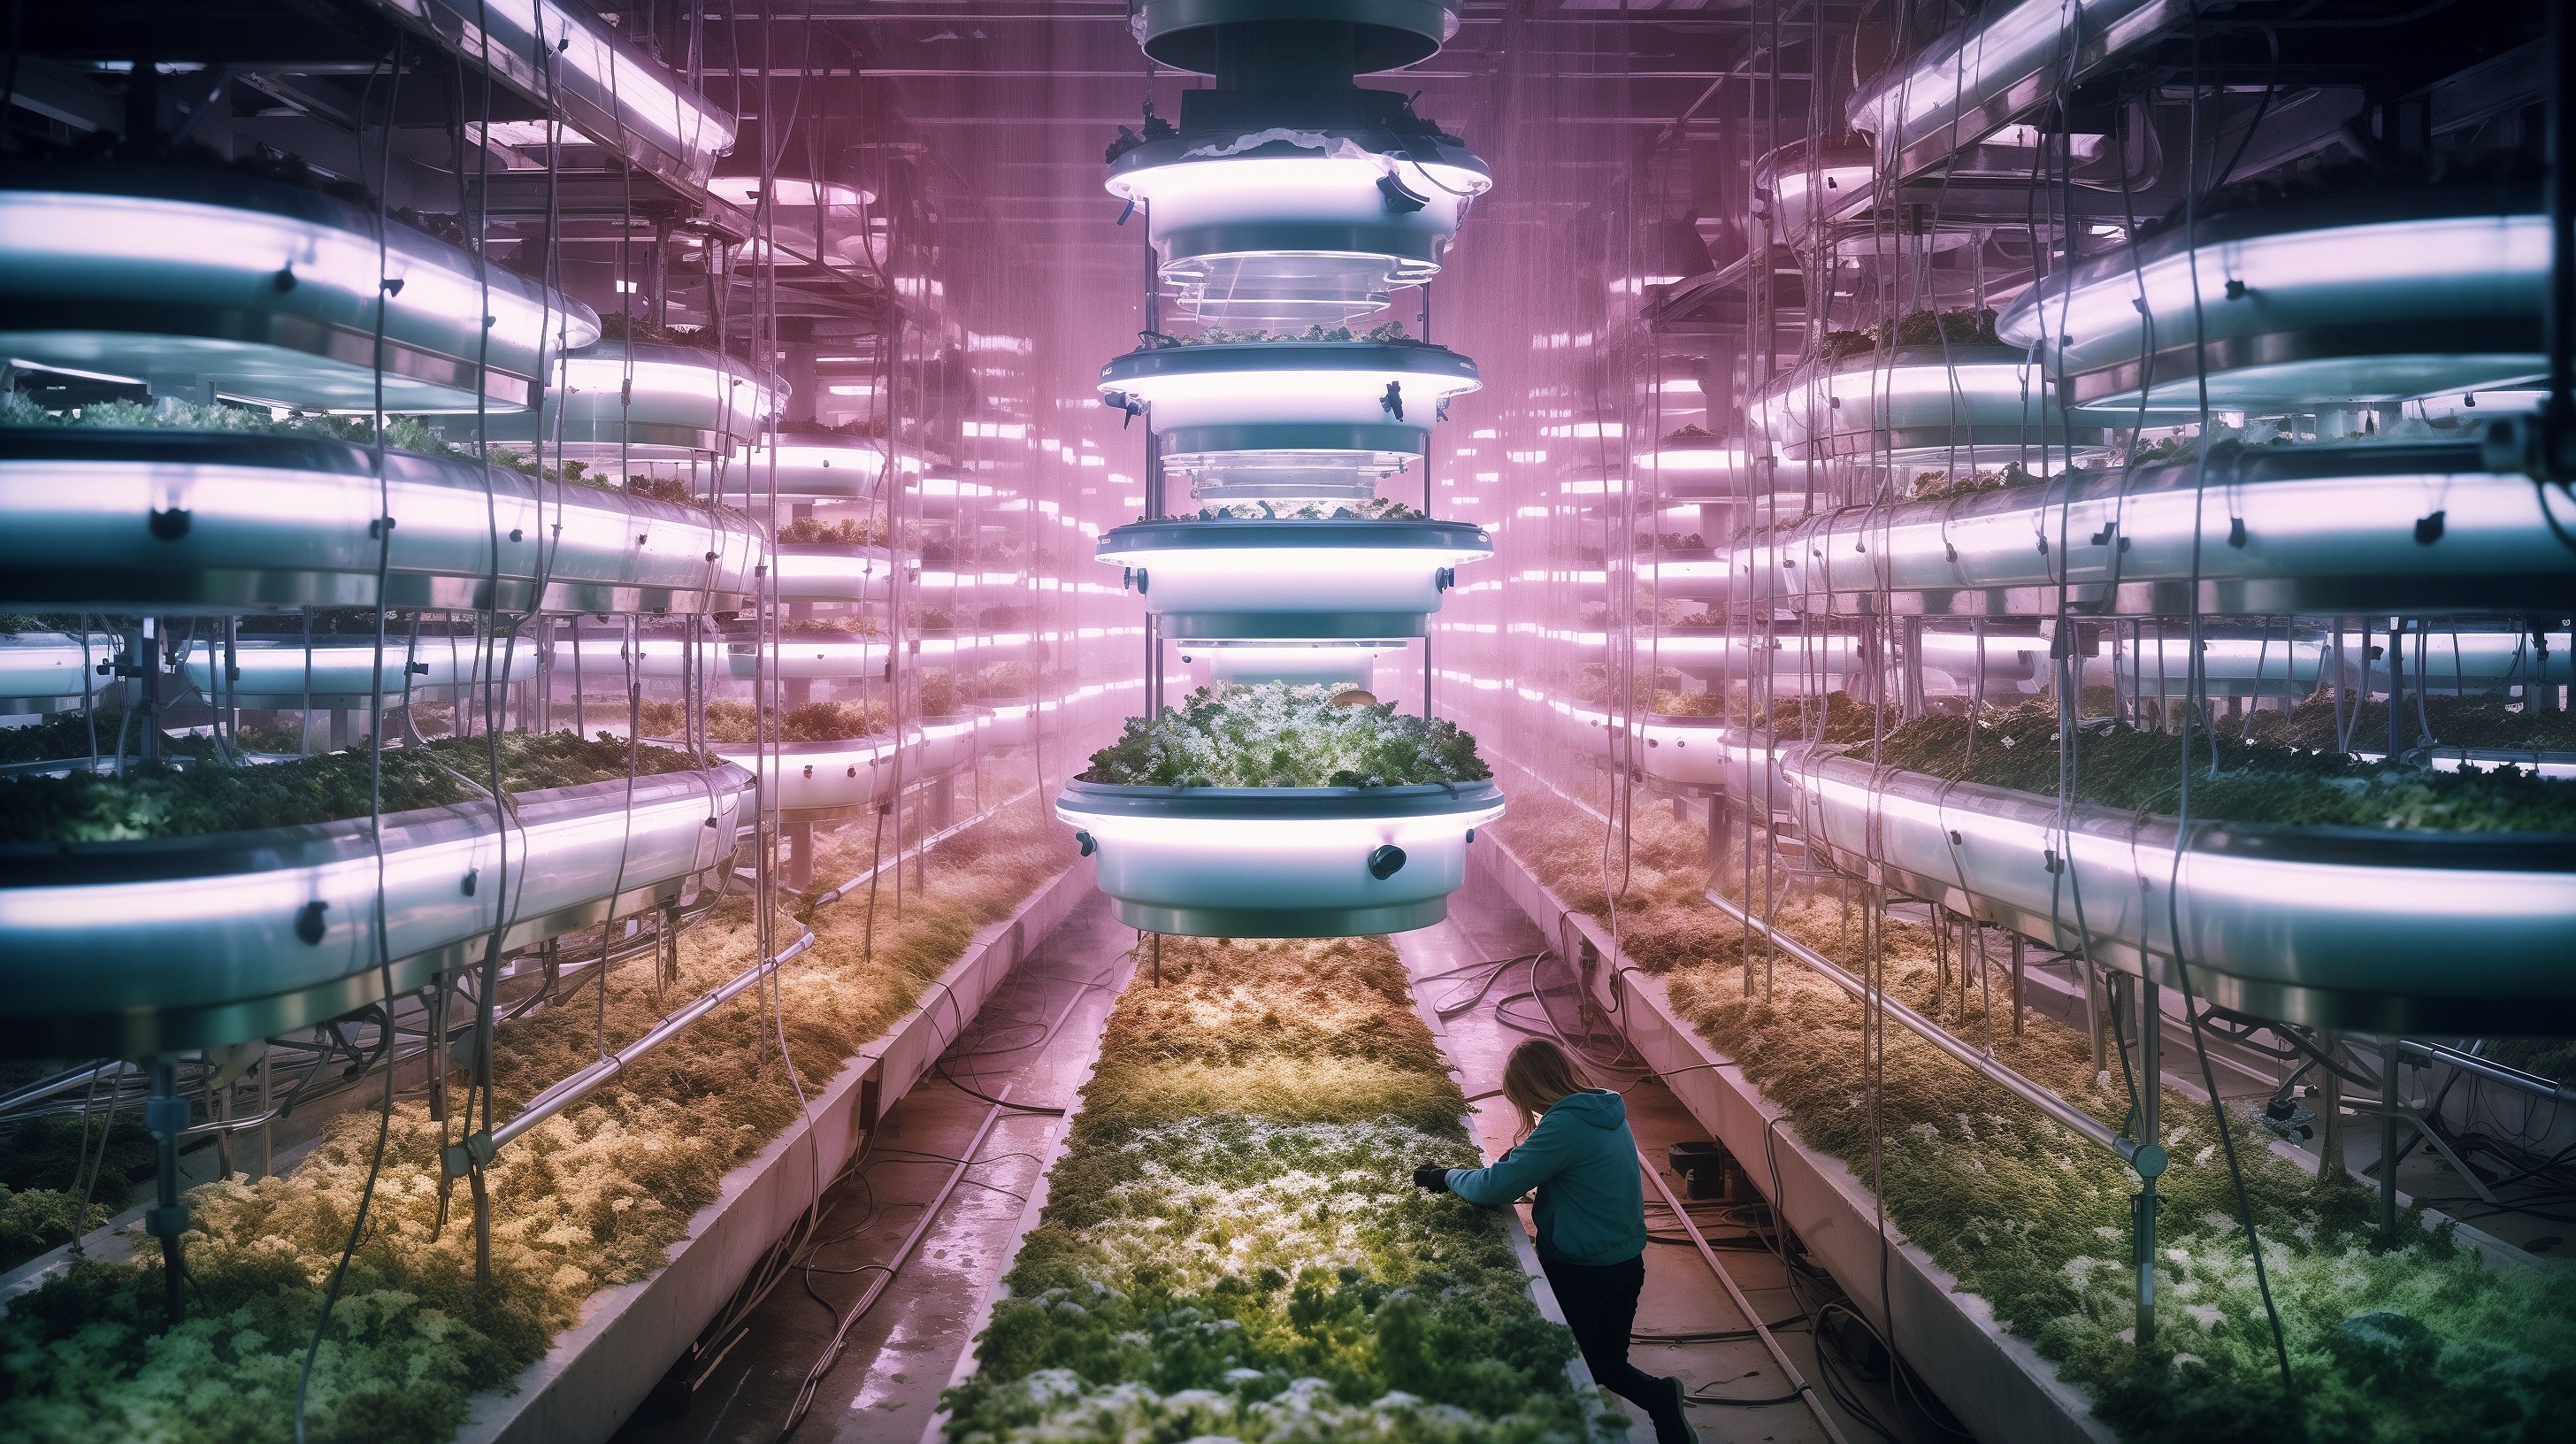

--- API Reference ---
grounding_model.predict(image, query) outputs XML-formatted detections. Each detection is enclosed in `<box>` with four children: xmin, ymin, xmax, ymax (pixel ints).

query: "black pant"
<box><xmin>1540</xmin><ymin>1252</ymin><xmax>1692</xmax><ymax>1444</ymax></box>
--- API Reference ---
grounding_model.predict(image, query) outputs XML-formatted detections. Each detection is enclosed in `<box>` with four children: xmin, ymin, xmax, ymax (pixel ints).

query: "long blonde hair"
<box><xmin>1499</xmin><ymin>1039</ymin><xmax>1590</xmax><ymax>1136</ymax></box>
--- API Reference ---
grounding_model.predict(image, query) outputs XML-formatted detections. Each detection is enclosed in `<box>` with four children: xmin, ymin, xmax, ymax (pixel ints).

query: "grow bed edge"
<box><xmin>450</xmin><ymin>857</ymin><xmax>1093</xmax><ymax>1444</ymax></box>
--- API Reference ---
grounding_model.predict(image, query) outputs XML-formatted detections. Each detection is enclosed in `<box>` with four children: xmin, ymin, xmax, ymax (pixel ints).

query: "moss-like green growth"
<box><xmin>1871</xmin><ymin>703</ymin><xmax>2576</xmax><ymax>833</ymax></box>
<box><xmin>1495</xmin><ymin>772</ymin><xmax>2576</xmax><ymax>1444</ymax></box>
<box><xmin>638</xmin><ymin>698</ymin><xmax>890</xmax><ymax>745</ymax></box>
<box><xmin>0</xmin><ymin>778</ymin><xmax>1066</xmax><ymax>1443</ymax></box>
<box><xmin>943</xmin><ymin>934</ymin><xmax>1599</xmax><ymax>1444</ymax></box>
<box><xmin>1085</xmin><ymin>684</ymin><xmax>1491</xmax><ymax>789</ymax></box>
<box><xmin>0</xmin><ymin>732</ymin><xmax>698</xmax><ymax>844</ymax></box>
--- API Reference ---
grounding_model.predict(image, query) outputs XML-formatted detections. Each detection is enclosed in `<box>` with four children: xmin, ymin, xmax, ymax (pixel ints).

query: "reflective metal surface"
<box><xmin>0</xmin><ymin>160</ymin><xmax>595</xmax><ymax>412</ymax></box>
<box><xmin>2000</xmin><ymin>200</ymin><xmax>2549</xmax><ymax>416</ymax></box>
<box><xmin>182</xmin><ymin>636</ymin><xmax>539</xmax><ymax>707</ymax></box>
<box><xmin>1057</xmin><ymin>777</ymin><xmax>1505</xmax><ymax>936</ymax></box>
<box><xmin>0</xmin><ymin>429</ymin><xmax>764</xmax><ymax>615</ymax></box>
<box><xmin>1734</xmin><ymin>442</ymin><xmax>2576</xmax><ymax>615</ymax></box>
<box><xmin>0</xmin><ymin>763</ymin><xmax>754</xmax><ymax>1055</ymax></box>
<box><xmin>1787</xmin><ymin>747</ymin><xmax>2576</xmax><ymax>1032</ymax></box>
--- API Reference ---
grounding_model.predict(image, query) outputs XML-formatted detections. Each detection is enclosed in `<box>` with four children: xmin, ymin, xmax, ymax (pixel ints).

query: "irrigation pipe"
<box><xmin>1698</xmin><ymin>887</ymin><xmax>2164</xmax><ymax>1179</ymax></box>
<box><xmin>1637</xmin><ymin>1146</ymin><xmax>1851</xmax><ymax>1444</ymax></box>
<box><xmin>486</xmin><ymin>927</ymin><xmax>816</xmax><ymax>1154</ymax></box>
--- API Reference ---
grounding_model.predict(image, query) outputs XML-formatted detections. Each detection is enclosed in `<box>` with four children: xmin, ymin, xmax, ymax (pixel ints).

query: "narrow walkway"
<box><xmin>1406</xmin><ymin>868</ymin><xmax>1944</xmax><ymax>1444</ymax></box>
<box><xmin>615</xmin><ymin>894</ymin><xmax>1137</xmax><ymax>1444</ymax></box>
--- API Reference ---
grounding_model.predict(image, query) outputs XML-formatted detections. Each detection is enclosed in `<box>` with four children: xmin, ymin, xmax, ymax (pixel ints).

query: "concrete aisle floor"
<box><xmin>1409</xmin><ymin>868</ymin><xmax>1948</xmax><ymax>1444</ymax></box>
<box><xmin>614</xmin><ymin>893</ymin><xmax>1138</xmax><ymax>1444</ymax></box>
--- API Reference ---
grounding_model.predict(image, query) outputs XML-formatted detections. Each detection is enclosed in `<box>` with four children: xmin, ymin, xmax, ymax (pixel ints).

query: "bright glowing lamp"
<box><xmin>1057</xmin><ymin>778</ymin><xmax>1504</xmax><ymax>937</ymax></box>
<box><xmin>1098</xmin><ymin>517</ymin><xmax>1490</xmax><ymax>638</ymax></box>
<box><xmin>0</xmin><ymin>763</ymin><xmax>753</xmax><ymax>1053</ymax></box>
<box><xmin>458</xmin><ymin>341</ymin><xmax>780</xmax><ymax>460</ymax></box>
<box><xmin>1100</xmin><ymin>341</ymin><xmax>1478</xmax><ymax>496</ymax></box>
<box><xmin>182</xmin><ymin>637</ymin><xmax>537</xmax><ymax>707</ymax></box>
<box><xmin>0</xmin><ymin>163</ymin><xmax>596</xmax><ymax>412</ymax></box>
<box><xmin>1999</xmin><ymin>198</ymin><xmax>2549</xmax><ymax>417</ymax></box>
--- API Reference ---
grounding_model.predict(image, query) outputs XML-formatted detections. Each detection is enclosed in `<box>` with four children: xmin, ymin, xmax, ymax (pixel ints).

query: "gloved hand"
<box><xmin>1412</xmin><ymin>1164</ymin><xmax>1453</xmax><ymax>1194</ymax></box>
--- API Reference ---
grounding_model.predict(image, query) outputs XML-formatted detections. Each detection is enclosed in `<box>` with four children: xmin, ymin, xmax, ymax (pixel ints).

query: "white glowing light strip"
<box><xmin>465</xmin><ymin>0</ymin><xmax>734</xmax><ymax>180</ymax></box>
<box><xmin>560</xmin><ymin>355</ymin><xmax>778</xmax><ymax>426</ymax></box>
<box><xmin>0</xmin><ymin>636</ymin><xmax>112</xmax><ymax>700</ymax></box>
<box><xmin>0</xmin><ymin>190</ymin><xmax>584</xmax><ymax>388</ymax></box>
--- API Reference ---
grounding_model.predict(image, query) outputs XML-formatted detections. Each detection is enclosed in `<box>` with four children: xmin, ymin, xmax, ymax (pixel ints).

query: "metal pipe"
<box><xmin>488</xmin><ymin>929</ymin><xmax>815</xmax><ymax>1152</ymax></box>
<box><xmin>1637</xmin><ymin>1146</ymin><xmax>1852</xmax><ymax>1444</ymax></box>
<box><xmin>1700</xmin><ymin>888</ymin><xmax>2165</xmax><ymax>1178</ymax></box>
<box><xmin>2400</xmin><ymin>1037</ymin><xmax>2576</xmax><ymax>1107</ymax></box>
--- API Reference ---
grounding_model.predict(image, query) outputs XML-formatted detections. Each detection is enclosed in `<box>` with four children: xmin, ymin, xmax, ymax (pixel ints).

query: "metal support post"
<box><xmin>2134</xmin><ymin>977</ymin><xmax>2161</xmax><ymax>1345</ymax></box>
<box><xmin>2380</xmin><ymin>1035</ymin><xmax>2403</xmax><ymax>1233</ymax></box>
<box><xmin>144</xmin><ymin>1055</ymin><xmax>188</xmax><ymax>1323</ymax></box>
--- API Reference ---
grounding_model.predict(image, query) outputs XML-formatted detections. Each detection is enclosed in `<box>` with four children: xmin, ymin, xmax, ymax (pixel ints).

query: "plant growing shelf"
<box><xmin>1099</xmin><ymin>516</ymin><xmax>1489</xmax><ymax>638</ymax></box>
<box><xmin>0</xmin><ymin>427</ymin><xmax>764</xmax><ymax>615</ymax></box>
<box><xmin>771</xmin><ymin>542</ymin><xmax>898</xmax><ymax>603</ymax></box>
<box><xmin>0</xmin><ymin>156</ymin><xmax>597</xmax><ymax>413</ymax></box>
<box><xmin>180</xmin><ymin>636</ymin><xmax>539</xmax><ymax>706</ymax></box>
<box><xmin>1099</xmin><ymin>340</ymin><xmax>1479</xmax><ymax>496</ymax></box>
<box><xmin>1105</xmin><ymin>96</ymin><xmax>1491</xmax><ymax>327</ymax></box>
<box><xmin>1998</xmin><ymin>188</ymin><xmax>2548</xmax><ymax>417</ymax></box>
<box><xmin>1784</xmin><ymin>744</ymin><xmax>2576</xmax><ymax>1032</ymax></box>
<box><xmin>1058</xmin><ymin>685</ymin><xmax>1501</xmax><ymax>935</ymax></box>
<box><xmin>0</xmin><ymin>756</ymin><xmax>755</xmax><ymax>1055</ymax></box>
<box><xmin>1734</xmin><ymin>441</ymin><xmax>2576</xmax><ymax>615</ymax></box>
<box><xmin>1752</xmin><ymin>342</ymin><xmax>2086</xmax><ymax>465</ymax></box>
<box><xmin>0</xmin><ymin>631</ymin><xmax>113</xmax><ymax>714</ymax></box>
<box><xmin>454</xmin><ymin>340</ymin><xmax>779</xmax><ymax>461</ymax></box>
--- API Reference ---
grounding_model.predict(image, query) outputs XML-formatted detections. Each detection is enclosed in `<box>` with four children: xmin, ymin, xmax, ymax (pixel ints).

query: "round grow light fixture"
<box><xmin>1058</xmin><ymin>776</ymin><xmax>1501</xmax><ymax>937</ymax></box>
<box><xmin>1999</xmin><ymin>189</ymin><xmax>2549</xmax><ymax>418</ymax></box>
<box><xmin>0</xmin><ymin>158</ymin><xmax>597</xmax><ymax>413</ymax></box>
<box><xmin>456</xmin><ymin>341</ymin><xmax>781</xmax><ymax>461</ymax></box>
<box><xmin>1100</xmin><ymin>340</ymin><xmax>1478</xmax><ymax>495</ymax></box>
<box><xmin>1108</xmin><ymin>134</ymin><xmax>1491</xmax><ymax>328</ymax></box>
<box><xmin>1099</xmin><ymin>516</ymin><xmax>1489</xmax><ymax>638</ymax></box>
<box><xmin>1753</xmin><ymin>344</ymin><xmax>2095</xmax><ymax>465</ymax></box>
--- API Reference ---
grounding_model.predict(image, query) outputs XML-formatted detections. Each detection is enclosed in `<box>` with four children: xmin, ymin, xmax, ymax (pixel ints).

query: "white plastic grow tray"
<box><xmin>1099</xmin><ymin>341</ymin><xmax>1478</xmax><ymax>493</ymax></box>
<box><xmin>735</xmin><ymin>435</ymin><xmax>919</xmax><ymax>498</ymax></box>
<box><xmin>0</xmin><ymin>761</ymin><xmax>753</xmax><ymax>1056</ymax></box>
<box><xmin>0</xmin><ymin>633</ymin><xmax>112</xmax><ymax>714</ymax></box>
<box><xmin>1099</xmin><ymin>516</ymin><xmax>1490</xmax><ymax>639</ymax></box>
<box><xmin>1752</xmin><ymin>344</ymin><xmax>2083</xmax><ymax>464</ymax></box>
<box><xmin>1998</xmin><ymin>194</ymin><xmax>2549</xmax><ymax>417</ymax></box>
<box><xmin>977</xmin><ymin>701</ymin><xmax>1035</xmax><ymax>749</ymax></box>
<box><xmin>1106</xmin><ymin>126</ymin><xmax>1490</xmax><ymax>327</ymax></box>
<box><xmin>773</xmin><ymin>542</ymin><xmax>898</xmax><ymax>603</ymax></box>
<box><xmin>1848</xmin><ymin>0</ymin><xmax>2162</xmax><ymax>181</ymax></box>
<box><xmin>182</xmin><ymin>636</ymin><xmax>539</xmax><ymax>708</ymax></box>
<box><xmin>611</xmin><ymin>630</ymin><xmax>892</xmax><ymax>684</ymax></box>
<box><xmin>1784</xmin><ymin>745</ymin><xmax>2576</xmax><ymax>1032</ymax></box>
<box><xmin>1057</xmin><ymin>777</ymin><xmax>1504</xmax><ymax>937</ymax></box>
<box><xmin>707</xmin><ymin>734</ymin><xmax>899</xmax><ymax>821</ymax></box>
<box><xmin>454</xmin><ymin>341</ymin><xmax>780</xmax><ymax>461</ymax></box>
<box><xmin>0</xmin><ymin>428</ymin><xmax>763</xmax><ymax>615</ymax></box>
<box><xmin>0</xmin><ymin>158</ymin><xmax>596</xmax><ymax>412</ymax></box>
<box><xmin>1736</xmin><ymin>441</ymin><xmax>2576</xmax><ymax>615</ymax></box>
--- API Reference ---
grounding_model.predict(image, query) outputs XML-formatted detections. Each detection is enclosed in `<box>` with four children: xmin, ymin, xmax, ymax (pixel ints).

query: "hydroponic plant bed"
<box><xmin>0</xmin><ymin>153</ymin><xmax>595</xmax><ymax>413</ymax></box>
<box><xmin>1061</xmin><ymin>685</ymin><xmax>1502</xmax><ymax>936</ymax></box>
<box><xmin>0</xmin><ymin>734</ymin><xmax>750</xmax><ymax>1054</ymax></box>
<box><xmin>1784</xmin><ymin>709</ymin><xmax>2576</xmax><ymax>1029</ymax></box>
<box><xmin>1098</xmin><ymin>516</ymin><xmax>1489</xmax><ymax>640</ymax></box>
<box><xmin>1485</xmin><ymin>773</ymin><xmax>2576</xmax><ymax>1444</ymax></box>
<box><xmin>0</xmin><ymin>426</ymin><xmax>765</xmax><ymax>617</ymax></box>
<box><xmin>1998</xmin><ymin>165</ymin><xmax>2549</xmax><ymax>416</ymax></box>
<box><xmin>940</xmin><ymin>933</ymin><xmax>1606</xmax><ymax>1444</ymax></box>
<box><xmin>1727</xmin><ymin>440</ymin><xmax>2576</xmax><ymax>617</ymax></box>
<box><xmin>0</xmin><ymin>790</ymin><xmax>1067</xmax><ymax>1443</ymax></box>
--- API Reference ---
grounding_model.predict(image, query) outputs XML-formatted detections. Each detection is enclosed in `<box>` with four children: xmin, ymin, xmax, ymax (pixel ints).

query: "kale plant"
<box><xmin>1082</xmin><ymin>685</ymin><xmax>1491</xmax><ymax>789</ymax></box>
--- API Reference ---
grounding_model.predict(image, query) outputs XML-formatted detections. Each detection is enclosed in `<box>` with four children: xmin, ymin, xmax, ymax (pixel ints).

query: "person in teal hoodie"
<box><xmin>1414</xmin><ymin>1039</ymin><xmax>1693</xmax><ymax>1444</ymax></box>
